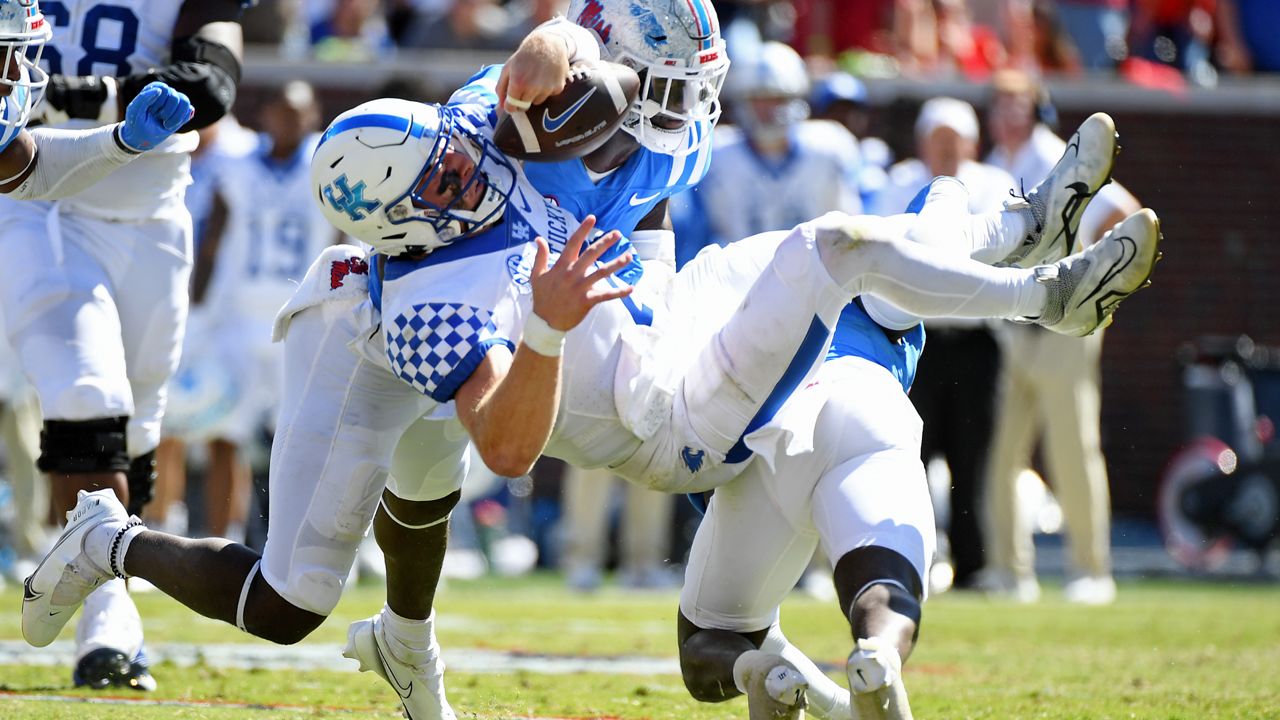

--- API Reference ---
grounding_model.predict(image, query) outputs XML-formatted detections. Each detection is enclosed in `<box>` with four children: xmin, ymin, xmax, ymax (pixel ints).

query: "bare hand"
<box><xmin>530</xmin><ymin>215</ymin><xmax>634</xmax><ymax>331</ymax></box>
<box><xmin>498</xmin><ymin>30</ymin><xmax>571</xmax><ymax>113</ymax></box>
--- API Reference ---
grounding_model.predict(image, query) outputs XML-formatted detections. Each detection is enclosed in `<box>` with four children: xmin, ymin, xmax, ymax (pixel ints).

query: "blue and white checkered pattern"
<box><xmin>386</xmin><ymin>302</ymin><xmax>504</xmax><ymax>402</ymax></box>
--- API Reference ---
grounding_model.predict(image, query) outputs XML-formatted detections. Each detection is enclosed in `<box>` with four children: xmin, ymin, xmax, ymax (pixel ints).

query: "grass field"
<box><xmin>1</xmin><ymin>574</ymin><xmax>1278</xmax><ymax>719</ymax></box>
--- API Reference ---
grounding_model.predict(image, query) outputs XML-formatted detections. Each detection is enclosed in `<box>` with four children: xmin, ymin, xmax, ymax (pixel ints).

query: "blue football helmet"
<box><xmin>311</xmin><ymin>98</ymin><xmax>517</xmax><ymax>256</ymax></box>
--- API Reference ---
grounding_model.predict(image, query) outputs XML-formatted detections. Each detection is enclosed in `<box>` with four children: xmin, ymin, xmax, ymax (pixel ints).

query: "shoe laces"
<box><xmin>1031</xmin><ymin>255</ymin><xmax>1089</xmax><ymax>327</ymax></box>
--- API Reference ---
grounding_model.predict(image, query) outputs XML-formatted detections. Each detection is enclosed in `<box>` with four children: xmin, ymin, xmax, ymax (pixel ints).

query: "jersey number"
<box><xmin>41</xmin><ymin>2</ymin><xmax>141</xmax><ymax>77</ymax></box>
<box><xmin>247</xmin><ymin>213</ymin><xmax>310</xmax><ymax>281</ymax></box>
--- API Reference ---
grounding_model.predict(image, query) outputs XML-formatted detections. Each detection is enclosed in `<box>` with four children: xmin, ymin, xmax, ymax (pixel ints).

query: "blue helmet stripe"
<box><xmin>317</xmin><ymin>113</ymin><xmax>427</xmax><ymax>150</ymax></box>
<box><xmin>684</xmin><ymin>0</ymin><xmax>714</xmax><ymax>50</ymax></box>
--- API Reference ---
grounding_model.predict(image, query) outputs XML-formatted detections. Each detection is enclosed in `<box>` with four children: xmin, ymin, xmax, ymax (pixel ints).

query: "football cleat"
<box><xmin>22</xmin><ymin>489</ymin><xmax>129</xmax><ymax>647</ymax></box>
<box><xmin>344</xmin><ymin>613</ymin><xmax>457</xmax><ymax>720</ymax></box>
<box><xmin>72</xmin><ymin>646</ymin><xmax>157</xmax><ymax>691</ymax></box>
<box><xmin>1001</xmin><ymin>112</ymin><xmax>1119</xmax><ymax>268</ymax></box>
<box><xmin>1063</xmin><ymin>574</ymin><xmax>1117</xmax><ymax>605</ymax></box>
<box><xmin>847</xmin><ymin>638</ymin><xmax>913</xmax><ymax>720</ymax></box>
<box><xmin>735</xmin><ymin>649</ymin><xmax>809</xmax><ymax>720</ymax></box>
<box><xmin>1031</xmin><ymin>208</ymin><xmax>1162</xmax><ymax>337</ymax></box>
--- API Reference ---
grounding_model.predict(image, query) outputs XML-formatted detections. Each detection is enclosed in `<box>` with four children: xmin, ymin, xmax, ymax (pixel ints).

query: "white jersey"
<box><xmin>42</xmin><ymin>0</ymin><xmax>195</xmax><ymax>220</ymax></box>
<box><xmin>698</xmin><ymin>120</ymin><xmax>861</xmax><ymax>244</ymax></box>
<box><xmin>377</xmin><ymin>178</ymin><xmax>662</xmax><ymax>473</ymax></box>
<box><xmin>203</xmin><ymin>134</ymin><xmax>334</xmax><ymax>326</ymax></box>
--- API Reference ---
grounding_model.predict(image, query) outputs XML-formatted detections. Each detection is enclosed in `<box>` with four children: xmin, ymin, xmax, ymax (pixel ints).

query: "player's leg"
<box><xmin>677</xmin><ymin>466</ymin><xmax>835</xmax><ymax>720</ymax></box>
<box><xmin>343</xmin><ymin>415</ymin><xmax>471</xmax><ymax>720</ymax></box>
<box><xmin>0</xmin><ymin>207</ymin><xmax>149</xmax><ymax>686</ymax></box>
<box><xmin>803</xmin><ymin>357</ymin><xmax>936</xmax><ymax>720</ymax></box>
<box><xmin>23</xmin><ymin>297</ymin><xmax>430</xmax><ymax>646</ymax></box>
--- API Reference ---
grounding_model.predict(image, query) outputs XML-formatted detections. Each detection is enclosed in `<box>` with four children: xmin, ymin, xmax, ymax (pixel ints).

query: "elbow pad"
<box><xmin>119</xmin><ymin>35</ymin><xmax>241</xmax><ymax>131</ymax></box>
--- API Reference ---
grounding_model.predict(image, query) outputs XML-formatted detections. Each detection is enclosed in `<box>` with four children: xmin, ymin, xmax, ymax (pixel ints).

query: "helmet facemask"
<box><xmin>617</xmin><ymin>49</ymin><xmax>728</xmax><ymax>156</ymax></box>
<box><xmin>381</xmin><ymin>109</ymin><xmax>517</xmax><ymax>251</ymax></box>
<box><xmin>0</xmin><ymin>0</ymin><xmax>51</xmax><ymax>132</ymax></box>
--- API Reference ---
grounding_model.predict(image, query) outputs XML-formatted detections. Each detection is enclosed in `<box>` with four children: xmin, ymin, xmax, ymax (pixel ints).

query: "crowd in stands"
<box><xmin>242</xmin><ymin>0</ymin><xmax>1280</xmax><ymax>84</ymax></box>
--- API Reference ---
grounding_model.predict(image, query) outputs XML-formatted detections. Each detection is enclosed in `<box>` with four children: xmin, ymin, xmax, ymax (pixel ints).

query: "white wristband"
<box><xmin>522</xmin><ymin>313</ymin><xmax>566</xmax><ymax>357</ymax></box>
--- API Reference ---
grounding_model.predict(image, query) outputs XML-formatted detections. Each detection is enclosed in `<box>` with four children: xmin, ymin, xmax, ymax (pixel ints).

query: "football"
<box><xmin>493</xmin><ymin>60</ymin><xmax>641</xmax><ymax>162</ymax></box>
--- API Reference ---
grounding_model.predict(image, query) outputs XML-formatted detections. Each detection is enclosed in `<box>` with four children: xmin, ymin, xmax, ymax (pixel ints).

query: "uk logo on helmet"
<box><xmin>323</xmin><ymin>174</ymin><xmax>381</xmax><ymax>222</ymax></box>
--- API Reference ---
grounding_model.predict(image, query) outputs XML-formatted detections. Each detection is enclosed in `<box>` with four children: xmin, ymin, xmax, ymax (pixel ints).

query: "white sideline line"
<box><xmin>0</xmin><ymin>694</ymin><xmax>600</xmax><ymax>718</ymax></box>
<box><xmin>0</xmin><ymin>640</ymin><xmax>681</xmax><ymax>675</ymax></box>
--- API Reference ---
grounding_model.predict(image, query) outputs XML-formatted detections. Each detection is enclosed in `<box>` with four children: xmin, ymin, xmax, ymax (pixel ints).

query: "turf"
<box><xmin>1</xmin><ymin>575</ymin><xmax>1277</xmax><ymax>719</ymax></box>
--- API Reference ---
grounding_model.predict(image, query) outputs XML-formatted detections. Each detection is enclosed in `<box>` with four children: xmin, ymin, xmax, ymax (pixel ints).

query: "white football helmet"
<box><xmin>567</xmin><ymin>0</ymin><xmax>729</xmax><ymax>156</ymax></box>
<box><xmin>727</xmin><ymin>41</ymin><xmax>810</xmax><ymax>144</ymax></box>
<box><xmin>0</xmin><ymin>0</ymin><xmax>51</xmax><ymax>134</ymax></box>
<box><xmin>311</xmin><ymin>98</ymin><xmax>516</xmax><ymax>256</ymax></box>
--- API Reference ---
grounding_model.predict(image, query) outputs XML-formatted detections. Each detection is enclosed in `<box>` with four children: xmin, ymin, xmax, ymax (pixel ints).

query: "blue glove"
<box><xmin>118</xmin><ymin>82</ymin><xmax>194</xmax><ymax>153</ymax></box>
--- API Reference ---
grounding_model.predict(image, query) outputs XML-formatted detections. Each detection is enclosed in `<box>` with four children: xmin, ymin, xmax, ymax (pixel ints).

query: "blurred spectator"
<box><xmin>1214</xmin><ymin>0</ymin><xmax>1280</xmax><ymax>74</ymax></box>
<box><xmin>560</xmin><ymin>468</ymin><xmax>675</xmax><ymax>591</ymax></box>
<box><xmin>982</xmin><ymin>69</ymin><xmax>1139</xmax><ymax>605</ymax></box>
<box><xmin>692</xmin><ymin>42</ymin><xmax>862</xmax><ymax>251</ymax></box>
<box><xmin>870</xmin><ymin>97</ymin><xmax>1015</xmax><ymax>591</ymax></box>
<box><xmin>792</xmin><ymin>0</ymin><xmax>895</xmax><ymax>58</ymax></box>
<box><xmin>1130</xmin><ymin>0</ymin><xmax>1218</xmax><ymax>85</ymax></box>
<box><xmin>933</xmin><ymin>0</ymin><xmax>1007</xmax><ymax>79</ymax></box>
<box><xmin>1005</xmin><ymin>0</ymin><xmax>1085</xmax><ymax>75</ymax></box>
<box><xmin>810</xmin><ymin>71</ymin><xmax>893</xmax><ymax>207</ymax></box>
<box><xmin>0</xmin><ymin>328</ymin><xmax>45</xmax><ymax>580</ymax></box>
<box><xmin>309</xmin><ymin>0</ymin><xmax>394</xmax><ymax>60</ymax></box>
<box><xmin>1055</xmin><ymin>0</ymin><xmax>1129</xmax><ymax>70</ymax></box>
<box><xmin>401</xmin><ymin>0</ymin><xmax>531</xmax><ymax>51</ymax></box>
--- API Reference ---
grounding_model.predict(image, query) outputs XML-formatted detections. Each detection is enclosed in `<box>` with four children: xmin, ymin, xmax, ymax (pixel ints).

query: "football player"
<box><xmin>8</xmin><ymin>0</ymin><xmax>247</xmax><ymax>691</ymax></box>
<box><xmin>0</xmin><ymin>0</ymin><xmax>192</xmax><ymax>199</ymax></box>
<box><xmin>693</xmin><ymin>40</ymin><xmax>863</xmax><ymax>250</ymax></box>
<box><xmin>23</xmin><ymin>83</ymin><xmax>1159</xmax><ymax>720</ymax></box>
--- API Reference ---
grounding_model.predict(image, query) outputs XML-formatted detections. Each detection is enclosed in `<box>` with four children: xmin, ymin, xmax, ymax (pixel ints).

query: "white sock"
<box><xmin>380</xmin><ymin>604</ymin><xmax>439</xmax><ymax>667</ymax></box>
<box><xmin>819</xmin><ymin>219</ymin><xmax>1047</xmax><ymax>320</ymax></box>
<box><xmin>75</xmin><ymin>578</ymin><xmax>143</xmax><ymax>661</ymax></box>
<box><xmin>963</xmin><ymin>208</ymin><xmax>1031</xmax><ymax>264</ymax></box>
<box><xmin>762</xmin><ymin>627</ymin><xmax>850</xmax><ymax>720</ymax></box>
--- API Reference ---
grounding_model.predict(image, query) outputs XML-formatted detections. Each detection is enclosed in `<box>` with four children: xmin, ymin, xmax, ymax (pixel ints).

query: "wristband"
<box><xmin>522</xmin><ymin>313</ymin><xmax>566</xmax><ymax>357</ymax></box>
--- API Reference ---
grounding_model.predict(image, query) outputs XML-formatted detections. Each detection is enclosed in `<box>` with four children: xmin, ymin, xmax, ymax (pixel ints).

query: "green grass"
<box><xmin>2</xmin><ymin>575</ymin><xmax>1278</xmax><ymax>718</ymax></box>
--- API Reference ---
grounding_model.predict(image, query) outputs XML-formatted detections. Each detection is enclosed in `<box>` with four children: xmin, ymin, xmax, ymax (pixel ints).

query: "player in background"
<box><xmin>150</xmin><ymin>113</ymin><xmax>258</xmax><ymax>535</ymax></box>
<box><xmin>8</xmin><ymin>0</ymin><xmax>247</xmax><ymax>691</ymax></box>
<box><xmin>159</xmin><ymin>81</ymin><xmax>336</xmax><ymax>542</ymax></box>
<box><xmin>691</xmin><ymin>41</ymin><xmax>862</xmax><ymax>252</ymax></box>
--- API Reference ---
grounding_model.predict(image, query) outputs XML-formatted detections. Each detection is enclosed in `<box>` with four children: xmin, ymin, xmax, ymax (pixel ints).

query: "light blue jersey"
<box><xmin>828</xmin><ymin>302</ymin><xmax>924</xmax><ymax>394</ymax></box>
<box><xmin>0</xmin><ymin>85</ymin><xmax>30</xmax><ymax>153</ymax></box>
<box><xmin>450</xmin><ymin>65</ymin><xmax>714</xmax><ymax>239</ymax></box>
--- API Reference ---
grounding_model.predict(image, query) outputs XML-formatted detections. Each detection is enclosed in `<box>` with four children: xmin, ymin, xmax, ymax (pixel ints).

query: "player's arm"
<box><xmin>453</xmin><ymin>218</ymin><xmax>632</xmax><ymax>477</ymax></box>
<box><xmin>0</xmin><ymin>83</ymin><xmax>193</xmax><ymax>199</ymax></box>
<box><xmin>38</xmin><ymin>0</ymin><xmax>245</xmax><ymax>133</ymax></box>
<box><xmin>191</xmin><ymin>188</ymin><xmax>230</xmax><ymax>304</ymax></box>
<box><xmin>497</xmin><ymin>18</ymin><xmax>601</xmax><ymax>113</ymax></box>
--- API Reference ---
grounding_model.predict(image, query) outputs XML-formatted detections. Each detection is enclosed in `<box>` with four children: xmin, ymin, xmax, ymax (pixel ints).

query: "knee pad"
<box><xmin>38</xmin><ymin>416</ymin><xmax>130</xmax><ymax>475</ymax></box>
<box><xmin>126</xmin><ymin>450</ymin><xmax>157</xmax><ymax>515</ymax></box>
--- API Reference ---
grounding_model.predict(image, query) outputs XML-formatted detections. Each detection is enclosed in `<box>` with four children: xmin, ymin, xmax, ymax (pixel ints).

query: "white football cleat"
<box><xmin>23</xmin><ymin>489</ymin><xmax>132</xmax><ymax>647</ymax></box>
<box><xmin>1001</xmin><ymin>112</ymin><xmax>1119</xmax><ymax>268</ymax></box>
<box><xmin>1032</xmin><ymin>208</ymin><xmax>1162</xmax><ymax>337</ymax></box>
<box><xmin>344</xmin><ymin>612</ymin><xmax>457</xmax><ymax>720</ymax></box>
<box><xmin>735</xmin><ymin>649</ymin><xmax>809</xmax><ymax>720</ymax></box>
<box><xmin>847</xmin><ymin>638</ymin><xmax>913</xmax><ymax>720</ymax></box>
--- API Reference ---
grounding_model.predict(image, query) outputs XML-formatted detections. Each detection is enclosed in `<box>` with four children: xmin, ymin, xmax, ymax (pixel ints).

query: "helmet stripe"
<box><xmin>683</xmin><ymin>0</ymin><xmax>715</xmax><ymax>50</ymax></box>
<box><xmin>318</xmin><ymin>113</ymin><xmax>427</xmax><ymax>150</ymax></box>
